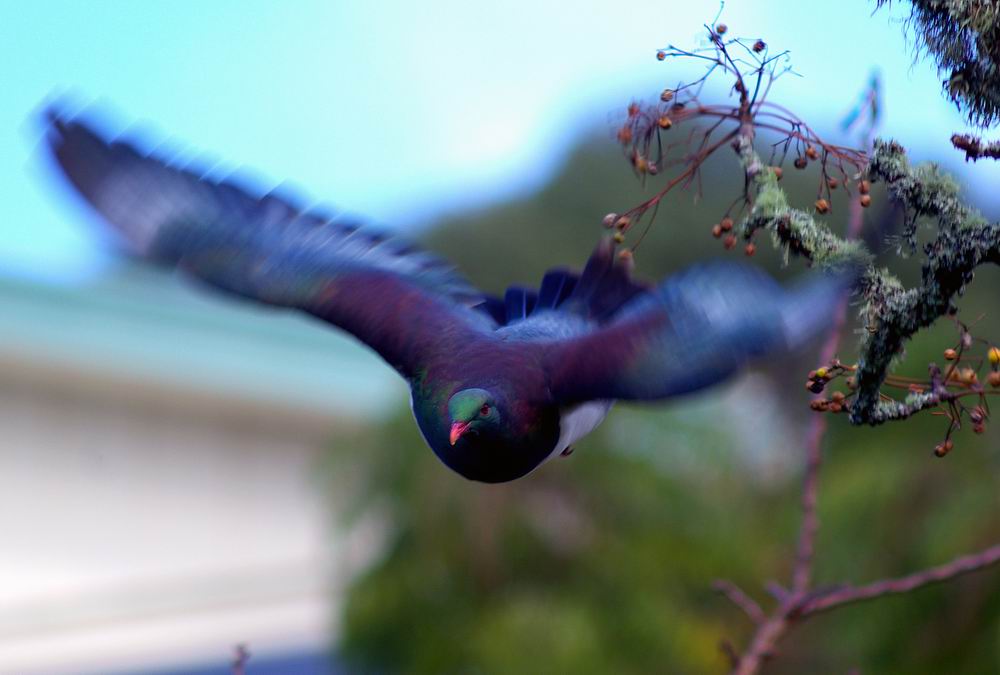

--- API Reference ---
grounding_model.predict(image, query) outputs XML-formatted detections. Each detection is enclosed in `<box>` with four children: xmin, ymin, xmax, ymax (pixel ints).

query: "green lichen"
<box><xmin>853</xmin><ymin>140</ymin><xmax>1000</xmax><ymax>424</ymax></box>
<box><xmin>738</xmin><ymin>139</ymin><xmax>874</xmax><ymax>273</ymax></box>
<box><xmin>736</xmin><ymin>135</ymin><xmax>1000</xmax><ymax>426</ymax></box>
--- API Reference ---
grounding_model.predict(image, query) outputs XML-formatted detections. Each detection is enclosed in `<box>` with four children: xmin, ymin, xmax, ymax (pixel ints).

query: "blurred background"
<box><xmin>2</xmin><ymin>1</ymin><xmax>999</xmax><ymax>673</ymax></box>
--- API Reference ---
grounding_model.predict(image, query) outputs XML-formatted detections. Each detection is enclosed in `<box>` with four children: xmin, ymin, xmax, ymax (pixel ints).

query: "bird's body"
<box><xmin>408</xmin><ymin>301</ymin><xmax>618</xmax><ymax>481</ymax></box>
<box><xmin>42</xmin><ymin>109</ymin><xmax>848</xmax><ymax>482</ymax></box>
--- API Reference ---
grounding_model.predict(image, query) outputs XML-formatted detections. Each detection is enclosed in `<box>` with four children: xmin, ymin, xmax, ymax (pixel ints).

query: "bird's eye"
<box><xmin>480</xmin><ymin>404</ymin><xmax>490</xmax><ymax>416</ymax></box>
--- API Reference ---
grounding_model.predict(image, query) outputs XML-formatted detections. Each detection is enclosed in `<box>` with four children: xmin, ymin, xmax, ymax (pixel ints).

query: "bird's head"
<box><xmin>447</xmin><ymin>388</ymin><xmax>501</xmax><ymax>446</ymax></box>
<box><xmin>424</xmin><ymin>386</ymin><xmax>558</xmax><ymax>483</ymax></box>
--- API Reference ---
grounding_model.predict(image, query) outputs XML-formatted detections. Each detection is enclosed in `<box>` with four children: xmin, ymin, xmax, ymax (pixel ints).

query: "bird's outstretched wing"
<box><xmin>542</xmin><ymin>260</ymin><xmax>846</xmax><ymax>403</ymax></box>
<box><xmin>44</xmin><ymin>110</ymin><xmax>494</xmax><ymax>379</ymax></box>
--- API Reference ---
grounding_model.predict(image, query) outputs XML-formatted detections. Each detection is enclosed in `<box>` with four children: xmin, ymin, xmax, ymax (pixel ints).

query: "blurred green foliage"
<box><xmin>326</xmin><ymin>136</ymin><xmax>1000</xmax><ymax>674</ymax></box>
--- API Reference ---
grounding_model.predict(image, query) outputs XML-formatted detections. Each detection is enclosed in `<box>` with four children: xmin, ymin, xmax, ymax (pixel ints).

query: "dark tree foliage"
<box><xmin>881</xmin><ymin>0</ymin><xmax>1000</xmax><ymax>128</ymax></box>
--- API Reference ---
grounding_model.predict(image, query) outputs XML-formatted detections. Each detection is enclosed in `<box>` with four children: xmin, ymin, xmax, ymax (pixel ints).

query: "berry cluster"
<box><xmin>606</xmin><ymin>20</ymin><xmax>867</xmax><ymax>255</ymax></box>
<box><xmin>807</xmin><ymin>329</ymin><xmax>1000</xmax><ymax>457</ymax></box>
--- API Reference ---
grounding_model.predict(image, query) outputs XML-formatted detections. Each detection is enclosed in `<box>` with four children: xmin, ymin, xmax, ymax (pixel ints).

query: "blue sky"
<box><xmin>2</xmin><ymin>0</ymin><xmax>996</xmax><ymax>280</ymax></box>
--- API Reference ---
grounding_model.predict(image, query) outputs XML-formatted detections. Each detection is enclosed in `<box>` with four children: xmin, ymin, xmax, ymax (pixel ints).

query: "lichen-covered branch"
<box><xmin>738</xmin><ymin>134</ymin><xmax>1000</xmax><ymax>427</ymax></box>
<box><xmin>618</xmin><ymin>18</ymin><xmax>1000</xmax><ymax>673</ymax></box>
<box><xmin>738</xmin><ymin>134</ymin><xmax>871</xmax><ymax>271</ymax></box>
<box><xmin>853</xmin><ymin>140</ymin><xmax>1000</xmax><ymax>424</ymax></box>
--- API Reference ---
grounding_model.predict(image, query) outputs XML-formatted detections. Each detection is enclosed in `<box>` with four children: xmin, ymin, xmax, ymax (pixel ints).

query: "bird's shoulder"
<box><xmin>493</xmin><ymin>310</ymin><xmax>596</xmax><ymax>342</ymax></box>
<box><xmin>474</xmin><ymin>237</ymin><xmax>652</xmax><ymax>340</ymax></box>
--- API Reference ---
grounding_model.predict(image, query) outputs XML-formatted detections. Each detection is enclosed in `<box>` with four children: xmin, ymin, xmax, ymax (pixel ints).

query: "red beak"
<box><xmin>449</xmin><ymin>421</ymin><xmax>471</xmax><ymax>445</ymax></box>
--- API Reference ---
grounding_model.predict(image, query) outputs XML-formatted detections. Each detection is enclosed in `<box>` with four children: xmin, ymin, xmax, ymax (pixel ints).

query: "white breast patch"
<box><xmin>546</xmin><ymin>399</ymin><xmax>614</xmax><ymax>463</ymax></box>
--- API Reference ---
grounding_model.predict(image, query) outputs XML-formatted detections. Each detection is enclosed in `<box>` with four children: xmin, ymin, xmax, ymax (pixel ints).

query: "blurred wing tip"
<box><xmin>41</xmin><ymin>106</ymin><xmax>73</xmax><ymax>147</ymax></box>
<box><xmin>41</xmin><ymin>101</ymin><xmax>101</xmax><ymax>142</ymax></box>
<box><xmin>781</xmin><ymin>271</ymin><xmax>855</xmax><ymax>348</ymax></box>
<box><xmin>37</xmin><ymin>98</ymin><xmax>488</xmax><ymax>312</ymax></box>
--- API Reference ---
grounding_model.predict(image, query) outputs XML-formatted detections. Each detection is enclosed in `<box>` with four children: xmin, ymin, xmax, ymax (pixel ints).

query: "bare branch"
<box><xmin>713</xmin><ymin>579</ymin><xmax>766</xmax><ymax>624</ymax></box>
<box><xmin>231</xmin><ymin>644</ymin><xmax>250</xmax><ymax>675</ymax></box>
<box><xmin>792</xmin><ymin>191</ymin><xmax>867</xmax><ymax>594</ymax></box>
<box><xmin>800</xmin><ymin>543</ymin><xmax>1000</xmax><ymax>616</ymax></box>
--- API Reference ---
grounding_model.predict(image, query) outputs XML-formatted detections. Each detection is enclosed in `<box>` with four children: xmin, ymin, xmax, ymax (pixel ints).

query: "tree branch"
<box><xmin>723</xmin><ymin>88</ymin><xmax>1000</xmax><ymax>675</ymax></box>
<box><xmin>231</xmin><ymin>644</ymin><xmax>250</xmax><ymax>675</ymax></box>
<box><xmin>952</xmin><ymin>134</ymin><xmax>1000</xmax><ymax>161</ymax></box>
<box><xmin>800</xmin><ymin>543</ymin><xmax>1000</xmax><ymax>616</ymax></box>
<box><xmin>851</xmin><ymin>140</ymin><xmax>1000</xmax><ymax>425</ymax></box>
<box><xmin>622</xmin><ymin>18</ymin><xmax>1000</xmax><ymax>673</ymax></box>
<box><xmin>738</xmin><ymin>136</ymin><xmax>1000</xmax><ymax>428</ymax></box>
<box><xmin>728</xmin><ymin>541</ymin><xmax>1000</xmax><ymax>675</ymax></box>
<box><xmin>791</xmin><ymin>188</ymin><xmax>867</xmax><ymax>595</ymax></box>
<box><xmin>713</xmin><ymin>579</ymin><xmax>766</xmax><ymax>625</ymax></box>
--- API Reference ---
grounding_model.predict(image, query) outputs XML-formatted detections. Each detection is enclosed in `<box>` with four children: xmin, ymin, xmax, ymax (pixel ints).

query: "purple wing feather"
<box><xmin>543</xmin><ymin>261</ymin><xmax>848</xmax><ymax>403</ymax></box>
<box><xmin>44</xmin><ymin>110</ymin><xmax>494</xmax><ymax>378</ymax></box>
<box><xmin>477</xmin><ymin>237</ymin><xmax>649</xmax><ymax>328</ymax></box>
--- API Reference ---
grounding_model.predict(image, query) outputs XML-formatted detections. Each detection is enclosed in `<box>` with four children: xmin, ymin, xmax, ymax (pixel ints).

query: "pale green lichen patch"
<box><xmin>735</xmin><ymin>134</ymin><xmax>1000</xmax><ymax>426</ymax></box>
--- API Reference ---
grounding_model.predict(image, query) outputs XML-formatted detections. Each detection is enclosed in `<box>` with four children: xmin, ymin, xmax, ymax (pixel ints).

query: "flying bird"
<box><xmin>43</xmin><ymin>110</ymin><xmax>845</xmax><ymax>483</ymax></box>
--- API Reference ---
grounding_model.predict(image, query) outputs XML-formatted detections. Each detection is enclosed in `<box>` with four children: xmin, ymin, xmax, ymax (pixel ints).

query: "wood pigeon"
<box><xmin>43</xmin><ymin>110</ymin><xmax>846</xmax><ymax>483</ymax></box>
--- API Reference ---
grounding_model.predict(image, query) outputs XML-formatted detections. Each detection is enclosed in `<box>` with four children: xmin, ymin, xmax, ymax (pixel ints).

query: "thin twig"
<box><xmin>231</xmin><ymin>644</ymin><xmax>250</xmax><ymax>675</ymax></box>
<box><xmin>793</xmin><ymin>156</ymin><xmax>868</xmax><ymax>594</ymax></box>
<box><xmin>730</xmin><ymin>78</ymin><xmax>874</xmax><ymax>675</ymax></box>
<box><xmin>800</xmin><ymin>543</ymin><xmax>1000</xmax><ymax>616</ymax></box>
<box><xmin>713</xmin><ymin>580</ymin><xmax>766</xmax><ymax>624</ymax></box>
